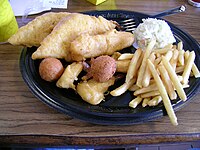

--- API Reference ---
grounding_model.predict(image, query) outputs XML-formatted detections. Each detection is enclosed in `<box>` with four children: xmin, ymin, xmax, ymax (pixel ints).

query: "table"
<box><xmin>0</xmin><ymin>0</ymin><xmax>200</xmax><ymax>147</ymax></box>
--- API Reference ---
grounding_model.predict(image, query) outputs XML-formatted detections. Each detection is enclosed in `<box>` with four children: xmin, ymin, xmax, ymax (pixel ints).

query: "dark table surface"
<box><xmin>0</xmin><ymin>0</ymin><xmax>200</xmax><ymax>147</ymax></box>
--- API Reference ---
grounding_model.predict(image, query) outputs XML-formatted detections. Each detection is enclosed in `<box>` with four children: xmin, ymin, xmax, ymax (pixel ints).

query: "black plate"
<box><xmin>20</xmin><ymin>10</ymin><xmax>200</xmax><ymax>125</ymax></box>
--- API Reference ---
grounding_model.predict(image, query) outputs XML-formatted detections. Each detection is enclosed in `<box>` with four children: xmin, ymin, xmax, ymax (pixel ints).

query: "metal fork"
<box><xmin>118</xmin><ymin>5</ymin><xmax>186</xmax><ymax>32</ymax></box>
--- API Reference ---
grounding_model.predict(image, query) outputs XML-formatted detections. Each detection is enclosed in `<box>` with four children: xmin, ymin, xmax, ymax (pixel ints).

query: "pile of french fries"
<box><xmin>111</xmin><ymin>40</ymin><xmax>200</xmax><ymax>126</ymax></box>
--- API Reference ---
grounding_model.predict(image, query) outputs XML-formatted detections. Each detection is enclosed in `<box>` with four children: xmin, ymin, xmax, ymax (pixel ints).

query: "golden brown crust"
<box><xmin>70</xmin><ymin>29</ymin><xmax>135</xmax><ymax>61</ymax></box>
<box><xmin>90</xmin><ymin>56</ymin><xmax>116</xmax><ymax>82</ymax></box>
<box><xmin>39</xmin><ymin>57</ymin><xmax>64</xmax><ymax>82</ymax></box>
<box><xmin>31</xmin><ymin>13</ymin><xmax>116</xmax><ymax>61</ymax></box>
<box><xmin>76</xmin><ymin>77</ymin><xmax>115</xmax><ymax>105</ymax></box>
<box><xmin>56</xmin><ymin>62</ymin><xmax>83</xmax><ymax>90</ymax></box>
<box><xmin>8</xmin><ymin>12</ymin><xmax>70</xmax><ymax>47</ymax></box>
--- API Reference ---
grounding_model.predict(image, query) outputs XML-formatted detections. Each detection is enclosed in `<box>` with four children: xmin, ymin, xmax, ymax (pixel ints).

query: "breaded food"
<box><xmin>56</xmin><ymin>62</ymin><xmax>83</xmax><ymax>90</ymax></box>
<box><xmin>39</xmin><ymin>57</ymin><xmax>64</xmax><ymax>82</ymax></box>
<box><xmin>8</xmin><ymin>12</ymin><xmax>70</xmax><ymax>47</ymax></box>
<box><xmin>70</xmin><ymin>29</ymin><xmax>135</xmax><ymax>61</ymax></box>
<box><xmin>32</xmin><ymin>13</ymin><xmax>117</xmax><ymax>61</ymax></box>
<box><xmin>76</xmin><ymin>77</ymin><xmax>115</xmax><ymax>105</ymax></box>
<box><xmin>85</xmin><ymin>56</ymin><xmax>116</xmax><ymax>82</ymax></box>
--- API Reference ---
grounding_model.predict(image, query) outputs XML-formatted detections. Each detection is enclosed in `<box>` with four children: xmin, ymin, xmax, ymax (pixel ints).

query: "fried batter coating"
<box><xmin>8</xmin><ymin>12</ymin><xmax>70</xmax><ymax>47</ymax></box>
<box><xmin>83</xmin><ymin>56</ymin><xmax>116</xmax><ymax>82</ymax></box>
<box><xmin>56</xmin><ymin>62</ymin><xmax>83</xmax><ymax>90</ymax></box>
<box><xmin>70</xmin><ymin>29</ymin><xmax>134</xmax><ymax>61</ymax></box>
<box><xmin>76</xmin><ymin>77</ymin><xmax>115</xmax><ymax>105</ymax></box>
<box><xmin>31</xmin><ymin>13</ymin><xmax>117</xmax><ymax>61</ymax></box>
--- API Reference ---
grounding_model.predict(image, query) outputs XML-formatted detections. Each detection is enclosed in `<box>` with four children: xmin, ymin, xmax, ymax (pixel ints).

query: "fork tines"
<box><xmin>118</xmin><ymin>18</ymin><xmax>137</xmax><ymax>32</ymax></box>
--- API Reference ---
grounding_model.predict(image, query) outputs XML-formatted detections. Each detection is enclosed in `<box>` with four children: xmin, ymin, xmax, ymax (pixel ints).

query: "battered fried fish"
<box><xmin>8</xmin><ymin>12</ymin><xmax>70</xmax><ymax>47</ymax></box>
<box><xmin>31</xmin><ymin>13</ymin><xmax>117</xmax><ymax>61</ymax></box>
<box><xmin>70</xmin><ymin>29</ymin><xmax>134</xmax><ymax>61</ymax></box>
<box><xmin>56</xmin><ymin>62</ymin><xmax>83</xmax><ymax>90</ymax></box>
<box><xmin>76</xmin><ymin>77</ymin><xmax>115</xmax><ymax>105</ymax></box>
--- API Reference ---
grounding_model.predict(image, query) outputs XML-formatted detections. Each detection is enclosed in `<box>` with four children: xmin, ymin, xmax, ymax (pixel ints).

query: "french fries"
<box><xmin>134</xmin><ymin>83</ymin><xmax>158</xmax><ymax>96</ymax></box>
<box><xmin>129</xmin><ymin>96</ymin><xmax>143</xmax><ymax>108</ymax></box>
<box><xmin>162</xmin><ymin>56</ymin><xmax>187</xmax><ymax>101</ymax></box>
<box><xmin>164</xmin><ymin>50</ymin><xmax>173</xmax><ymax>61</ymax></box>
<box><xmin>147</xmin><ymin>59</ymin><xmax>178</xmax><ymax>126</ymax></box>
<box><xmin>170</xmin><ymin>49</ymin><xmax>179</xmax><ymax>70</ymax></box>
<box><xmin>129</xmin><ymin>84</ymin><xmax>140</xmax><ymax>91</ymax></box>
<box><xmin>158</xmin><ymin>64</ymin><xmax>177</xmax><ymax>100</ymax></box>
<box><xmin>153</xmin><ymin>44</ymin><xmax>173</xmax><ymax>54</ymax></box>
<box><xmin>182</xmin><ymin>51</ymin><xmax>195</xmax><ymax>84</ymax></box>
<box><xmin>110</xmin><ymin>78</ymin><xmax>136</xmax><ymax>96</ymax></box>
<box><xmin>140</xmin><ymin>90</ymin><xmax>160</xmax><ymax>98</ymax></box>
<box><xmin>116</xmin><ymin>60</ymin><xmax>130</xmax><ymax>73</ymax></box>
<box><xmin>136</xmin><ymin>40</ymin><xmax>156</xmax><ymax>88</ymax></box>
<box><xmin>109</xmin><ymin>39</ymin><xmax>200</xmax><ymax>125</ymax></box>
<box><xmin>142</xmin><ymin>52</ymin><xmax>156</xmax><ymax>87</ymax></box>
<box><xmin>112</xmin><ymin>40</ymin><xmax>199</xmax><ymax>126</ymax></box>
<box><xmin>147</xmin><ymin>96</ymin><xmax>162</xmax><ymax>106</ymax></box>
<box><xmin>118</xmin><ymin>53</ymin><xmax>134</xmax><ymax>60</ymax></box>
<box><xmin>177</xmin><ymin>41</ymin><xmax>183</xmax><ymax>51</ymax></box>
<box><xmin>185</xmin><ymin>50</ymin><xmax>200</xmax><ymax>78</ymax></box>
<box><xmin>125</xmin><ymin>48</ymin><xmax>142</xmax><ymax>83</ymax></box>
<box><xmin>142</xmin><ymin>98</ymin><xmax>150</xmax><ymax>107</ymax></box>
<box><xmin>154</xmin><ymin>57</ymin><xmax>162</xmax><ymax>66</ymax></box>
<box><xmin>178</xmin><ymin>50</ymin><xmax>185</xmax><ymax>66</ymax></box>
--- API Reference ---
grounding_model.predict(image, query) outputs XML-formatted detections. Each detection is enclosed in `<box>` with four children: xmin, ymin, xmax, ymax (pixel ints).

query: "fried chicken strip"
<box><xmin>70</xmin><ymin>29</ymin><xmax>134</xmax><ymax>61</ymax></box>
<box><xmin>56</xmin><ymin>62</ymin><xmax>83</xmax><ymax>90</ymax></box>
<box><xmin>8</xmin><ymin>12</ymin><xmax>70</xmax><ymax>47</ymax></box>
<box><xmin>32</xmin><ymin>13</ymin><xmax>117</xmax><ymax>61</ymax></box>
<box><xmin>76</xmin><ymin>77</ymin><xmax>115</xmax><ymax>105</ymax></box>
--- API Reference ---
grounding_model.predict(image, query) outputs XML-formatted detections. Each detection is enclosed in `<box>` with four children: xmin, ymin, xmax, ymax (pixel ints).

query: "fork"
<box><xmin>118</xmin><ymin>5</ymin><xmax>186</xmax><ymax>32</ymax></box>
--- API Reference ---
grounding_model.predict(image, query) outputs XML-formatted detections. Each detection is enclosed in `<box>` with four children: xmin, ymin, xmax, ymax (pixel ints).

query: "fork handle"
<box><xmin>152</xmin><ymin>5</ymin><xmax>186</xmax><ymax>18</ymax></box>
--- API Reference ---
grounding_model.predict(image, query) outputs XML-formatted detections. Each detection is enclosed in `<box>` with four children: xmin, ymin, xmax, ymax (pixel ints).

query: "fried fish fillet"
<box><xmin>56</xmin><ymin>62</ymin><xmax>83</xmax><ymax>90</ymax></box>
<box><xmin>8</xmin><ymin>12</ymin><xmax>70</xmax><ymax>47</ymax></box>
<box><xmin>70</xmin><ymin>29</ymin><xmax>134</xmax><ymax>61</ymax></box>
<box><xmin>31</xmin><ymin>13</ymin><xmax>117</xmax><ymax>61</ymax></box>
<box><xmin>76</xmin><ymin>77</ymin><xmax>115</xmax><ymax>105</ymax></box>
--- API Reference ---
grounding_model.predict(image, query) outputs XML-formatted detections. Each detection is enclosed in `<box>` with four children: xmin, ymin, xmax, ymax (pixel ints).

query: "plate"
<box><xmin>20</xmin><ymin>10</ymin><xmax>200</xmax><ymax>125</ymax></box>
